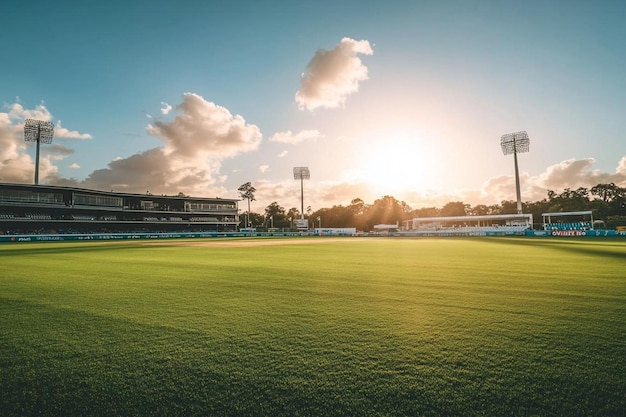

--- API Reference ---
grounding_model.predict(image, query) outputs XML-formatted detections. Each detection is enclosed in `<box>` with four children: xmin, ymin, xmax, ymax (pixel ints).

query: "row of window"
<box><xmin>0</xmin><ymin>213</ymin><xmax>238</xmax><ymax>223</ymax></box>
<box><xmin>0</xmin><ymin>190</ymin><xmax>64</xmax><ymax>204</ymax></box>
<box><xmin>0</xmin><ymin>189</ymin><xmax>236</xmax><ymax>211</ymax></box>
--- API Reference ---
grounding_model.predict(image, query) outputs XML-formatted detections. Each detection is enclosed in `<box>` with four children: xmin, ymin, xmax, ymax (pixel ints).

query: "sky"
<box><xmin>1</xmin><ymin>0</ymin><xmax>625</xmax><ymax>213</ymax></box>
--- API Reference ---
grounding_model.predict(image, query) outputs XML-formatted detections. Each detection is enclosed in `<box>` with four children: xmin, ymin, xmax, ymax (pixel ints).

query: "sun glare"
<box><xmin>356</xmin><ymin>130</ymin><xmax>440</xmax><ymax>195</ymax></box>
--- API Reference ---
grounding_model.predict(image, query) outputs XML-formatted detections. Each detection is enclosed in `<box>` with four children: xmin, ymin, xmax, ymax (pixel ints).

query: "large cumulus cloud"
<box><xmin>0</xmin><ymin>101</ymin><xmax>88</xmax><ymax>183</ymax></box>
<box><xmin>82</xmin><ymin>93</ymin><xmax>262</xmax><ymax>195</ymax></box>
<box><xmin>147</xmin><ymin>93</ymin><xmax>261</xmax><ymax>159</ymax></box>
<box><xmin>295</xmin><ymin>37</ymin><xmax>373</xmax><ymax>111</ymax></box>
<box><xmin>0</xmin><ymin>95</ymin><xmax>262</xmax><ymax>198</ymax></box>
<box><xmin>480</xmin><ymin>157</ymin><xmax>626</xmax><ymax>205</ymax></box>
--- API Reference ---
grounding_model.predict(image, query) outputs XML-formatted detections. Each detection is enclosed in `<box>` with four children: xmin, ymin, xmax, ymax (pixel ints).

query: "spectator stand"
<box><xmin>542</xmin><ymin>211</ymin><xmax>594</xmax><ymax>236</ymax></box>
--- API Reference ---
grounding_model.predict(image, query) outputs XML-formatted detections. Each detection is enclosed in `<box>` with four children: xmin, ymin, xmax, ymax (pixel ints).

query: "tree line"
<box><xmin>240</xmin><ymin>182</ymin><xmax>626</xmax><ymax>230</ymax></box>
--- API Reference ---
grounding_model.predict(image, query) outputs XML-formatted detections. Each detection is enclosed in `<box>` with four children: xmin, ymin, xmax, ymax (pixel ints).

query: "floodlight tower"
<box><xmin>24</xmin><ymin>119</ymin><xmax>55</xmax><ymax>185</ymax></box>
<box><xmin>500</xmin><ymin>131</ymin><xmax>530</xmax><ymax>214</ymax></box>
<box><xmin>293</xmin><ymin>167</ymin><xmax>310</xmax><ymax>219</ymax></box>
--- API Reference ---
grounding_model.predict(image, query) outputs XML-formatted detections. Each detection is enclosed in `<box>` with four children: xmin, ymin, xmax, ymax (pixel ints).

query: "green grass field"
<box><xmin>1</xmin><ymin>237</ymin><xmax>625</xmax><ymax>416</ymax></box>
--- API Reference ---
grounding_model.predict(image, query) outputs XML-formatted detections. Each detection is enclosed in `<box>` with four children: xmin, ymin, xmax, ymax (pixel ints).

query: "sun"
<box><xmin>355</xmin><ymin>130</ymin><xmax>440</xmax><ymax>195</ymax></box>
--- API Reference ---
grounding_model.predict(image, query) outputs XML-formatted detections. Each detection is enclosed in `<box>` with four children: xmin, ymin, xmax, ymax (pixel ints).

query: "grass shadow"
<box><xmin>485</xmin><ymin>237</ymin><xmax>626</xmax><ymax>261</ymax></box>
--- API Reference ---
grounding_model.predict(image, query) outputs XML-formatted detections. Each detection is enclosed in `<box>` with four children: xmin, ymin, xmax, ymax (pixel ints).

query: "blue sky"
<box><xmin>2</xmin><ymin>0</ymin><xmax>625</xmax><ymax>213</ymax></box>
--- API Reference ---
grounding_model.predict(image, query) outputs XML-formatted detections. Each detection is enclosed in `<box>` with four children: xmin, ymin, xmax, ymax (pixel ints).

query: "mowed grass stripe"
<box><xmin>1</xmin><ymin>237</ymin><xmax>624</xmax><ymax>416</ymax></box>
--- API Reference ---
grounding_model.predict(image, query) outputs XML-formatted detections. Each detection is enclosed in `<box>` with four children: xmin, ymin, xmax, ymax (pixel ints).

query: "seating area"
<box><xmin>441</xmin><ymin>225</ymin><xmax>529</xmax><ymax>233</ymax></box>
<box><xmin>415</xmin><ymin>222</ymin><xmax>441</xmax><ymax>231</ymax></box>
<box><xmin>407</xmin><ymin>214</ymin><xmax>534</xmax><ymax>234</ymax></box>
<box><xmin>409</xmin><ymin>224</ymin><xmax>529</xmax><ymax>233</ymax></box>
<box><xmin>544</xmin><ymin>221</ymin><xmax>591</xmax><ymax>231</ymax></box>
<box><xmin>71</xmin><ymin>215</ymin><xmax>96</xmax><ymax>221</ymax></box>
<box><xmin>190</xmin><ymin>217</ymin><xmax>219</xmax><ymax>222</ymax></box>
<box><xmin>26</xmin><ymin>213</ymin><xmax>53</xmax><ymax>220</ymax></box>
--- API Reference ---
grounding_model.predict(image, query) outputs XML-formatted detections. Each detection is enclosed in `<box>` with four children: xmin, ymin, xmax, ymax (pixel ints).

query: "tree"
<box><xmin>248</xmin><ymin>212</ymin><xmax>264</xmax><ymax>227</ymax></box>
<box><xmin>368</xmin><ymin>196</ymin><xmax>410</xmax><ymax>226</ymax></box>
<box><xmin>310</xmin><ymin>205</ymin><xmax>353</xmax><ymax>228</ymax></box>
<box><xmin>238</xmin><ymin>211</ymin><xmax>264</xmax><ymax>228</ymax></box>
<box><xmin>286</xmin><ymin>207</ymin><xmax>300</xmax><ymax>228</ymax></box>
<box><xmin>349</xmin><ymin>198</ymin><xmax>366</xmax><ymax>216</ymax></box>
<box><xmin>264</xmin><ymin>202</ymin><xmax>287</xmax><ymax>228</ymax></box>
<box><xmin>469</xmin><ymin>204</ymin><xmax>496</xmax><ymax>216</ymax></box>
<box><xmin>591</xmin><ymin>183</ymin><xmax>626</xmax><ymax>215</ymax></box>
<box><xmin>546</xmin><ymin>187</ymin><xmax>590</xmax><ymax>212</ymax></box>
<box><xmin>605</xmin><ymin>215</ymin><xmax>626</xmax><ymax>228</ymax></box>
<box><xmin>411</xmin><ymin>207</ymin><xmax>439</xmax><ymax>218</ymax></box>
<box><xmin>589</xmin><ymin>199</ymin><xmax>612</xmax><ymax>220</ymax></box>
<box><xmin>349</xmin><ymin>198</ymin><xmax>368</xmax><ymax>230</ymax></box>
<box><xmin>590</xmin><ymin>183</ymin><xmax>623</xmax><ymax>203</ymax></box>
<box><xmin>500</xmin><ymin>200</ymin><xmax>522</xmax><ymax>214</ymax></box>
<box><xmin>230</xmin><ymin>182</ymin><xmax>626</xmax><ymax>232</ymax></box>
<box><xmin>440</xmin><ymin>201</ymin><xmax>467</xmax><ymax>217</ymax></box>
<box><xmin>238</xmin><ymin>182</ymin><xmax>256</xmax><ymax>228</ymax></box>
<box><xmin>524</xmin><ymin>199</ymin><xmax>550</xmax><ymax>229</ymax></box>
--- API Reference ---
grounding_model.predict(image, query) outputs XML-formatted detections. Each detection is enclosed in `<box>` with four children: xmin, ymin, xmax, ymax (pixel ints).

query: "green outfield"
<box><xmin>1</xmin><ymin>237</ymin><xmax>625</xmax><ymax>416</ymax></box>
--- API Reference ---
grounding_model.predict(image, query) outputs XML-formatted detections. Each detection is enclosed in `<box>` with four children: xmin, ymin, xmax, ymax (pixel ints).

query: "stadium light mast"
<box><xmin>24</xmin><ymin>119</ymin><xmax>55</xmax><ymax>185</ymax></box>
<box><xmin>293</xmin><ymin>167</ymin><xmax>310</xmax><ymax>219</ymax></box>
<box><xmin>501</xmin><ymin>131</ymin><xmax>530</xmax><ymax>214</ymax></box>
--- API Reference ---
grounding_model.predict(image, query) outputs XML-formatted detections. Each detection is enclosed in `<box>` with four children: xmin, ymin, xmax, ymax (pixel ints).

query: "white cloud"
<box><xmin>269</xmin><ymin>129</ymin><xmax>323</xmax><ymax>144</ymax></box>
<box><xmin>617</xmin><ymin>156</ymin><xmax>626</xmax><ymax>176</ymax></box>
<box><xmin>247</xmin><ymin>179</ymin><xmax>297</xmax><ymax>211</ymax></box>
<box><xmin>7</xmin><ymin>102</ymin><xmax>51</xmax><ymax>122</ymax></box>
<box><xmin>278</xmin><ymin>150</ymin><xmax>288</xmax><ymax>158</ymax></box>
<box><xmin>0</xmin><ymin>102</ymin><xmax>62</xmax><ymax>182</ymax></box>
<box><xmin>55</xmin><ymin>120</ymin><xmax>92</xmax><ymax>139</ymax></box>
<box><xmin>76</xmin><ymin>147</ymin><xmax>225</xmax><ymax>195</ymax></box>
<box><xmin>479</xmin><ymin>157</ymin><xmax>626</xmax><ymax>206</ymax></box>
<box><xmin>160</xmin><ymin>101</ymin><xmax>172</xmax><ymax>115</ymax></box>
<box><xmin>295</xmin><ymin>37</ymin><xmax>373</xmax><ymax>111</ymax></box>
<box><xmin>0</xmin><ymin>96</ymin><xmax>262</xmax><ymax>198</ymax></box>
<box><xmin>533</xmin><ymin>158</ymin><xmax>606</xmax><ymax>189</ymax></box>
<box><xmin>69</xmin><ymin>163</ymin><xmax>80</xmax><ymax>169</ymax></box>
<box><xmin>147</xmin><ymin>92</ymin><xmax>262</xmax><ymax>159</ymax></box>
<box><xmin>69</xmin><ymin>93</ymin><xmax>262</xmax><ymax>197</ymax></box>
<box><xmin>259</xmin><ymin>165</ymin><xmax>269</xmax><ymax>173</ymax></box>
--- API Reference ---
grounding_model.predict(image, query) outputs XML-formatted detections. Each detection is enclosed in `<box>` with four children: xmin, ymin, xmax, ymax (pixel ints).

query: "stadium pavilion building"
<box><xmin>0</xmin><ymin>183</ymin><xmax>239</xmax><ymax>235</ymax></box>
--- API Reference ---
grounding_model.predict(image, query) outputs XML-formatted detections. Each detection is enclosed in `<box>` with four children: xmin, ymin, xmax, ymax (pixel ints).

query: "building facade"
<box><xmin>0</xmin><ymin>183</ymin><xmax>239</xmax><ymax>235</ymax></box>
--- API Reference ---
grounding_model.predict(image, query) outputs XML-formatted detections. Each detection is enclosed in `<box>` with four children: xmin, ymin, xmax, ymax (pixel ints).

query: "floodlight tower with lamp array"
<box><xmin>24</xmin><ymin>119</ymin><xmax>55</xmax><ymax>185</ymax></box>
<box><xmin>293</xmin><ymin>167</ymin><xmax>310</xmax><ymax>219</ymax></box>
<box><xmin>500</xmin><ymin>131</ymin><xmax>530</xmax><ymax>214</ymax></box>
